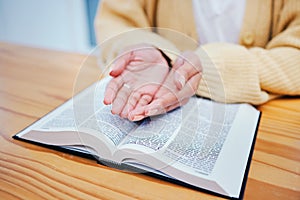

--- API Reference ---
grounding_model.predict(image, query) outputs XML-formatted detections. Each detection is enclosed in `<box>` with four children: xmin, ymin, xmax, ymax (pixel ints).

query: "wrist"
<box><xmin>157</xmin><ymin>48</ymin><xmax>172</xmax><ymax>68</ymax></box>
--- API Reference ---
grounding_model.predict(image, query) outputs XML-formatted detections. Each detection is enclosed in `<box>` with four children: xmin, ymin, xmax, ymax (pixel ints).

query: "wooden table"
<box><xmin>0</xmin><ymin>42</ymin><xmax>299</xmax><ymax>200</ymax></box>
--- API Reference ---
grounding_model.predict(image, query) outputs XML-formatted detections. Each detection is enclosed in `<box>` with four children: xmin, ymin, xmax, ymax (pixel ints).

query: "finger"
<box><xmin>127</xmin><ymin>100</ymin><xmax>149</xmax><ymax>121</ymax></box>
<box><xmin>172</xmin><ymin>56</ymin><xmax>184</xmax><ymax>70</ymax></box>
<box><xmin>173</xmin><ymin>72</ymin><xmax>201</xmax><ymax>102</ymax></box>
<box><xmin>120</xmin><ymin>90</ymin><xmax>142</xmax><ymax>118</ymax></box>
<box><xmin>131</xmin><ymin>97</ymin><xmax>189</xmax><ymax>120</ymax></box>
<box><xmin>103</xmin><ymin>76</ymin><xmax>124</xmax><ymax>105</ymax></box>
<box><xmin>174</xmin><ymin>62</ymin><xmax>198</xmax><ymax>90</ymax></box>
<box><xmin>128</xmin><ymin>107</ymin><xmax>147</xmax><ymax>121</ymax></box>
<box><xmin>185</xmin><ymin>72</ymin><xmax>202</xmax><ymax>93</ymax></box>
<box><xmin>165</xmin><ymin>97</ymin><xmax>190</xmax><ymax>113</ymax></box>
<box><xmin>137</xmin><ymin>94</ymin><xmax>153</xmax><ymax>107</ymax></box>
<box><xmin>111</xmin><ymin>84</ymin><xmax>131</xmax><ymax>115</ymax></box>
<box><xmin>145</xmin><ymin>73</ymin><xmax>201</xmax><ymax>116</ymax></box>
<box><xmin>144</xmin><ymin>97</ymin><xmax>189</xmax><ymax>117</ymax></box>
<box><xmin>145</xmin><ymin>92</ymin><xmax>179</xmax><ymax>116</ymax></box>
<box><xmin>120</xmin><ymin>100</ymin><xmax>135</xmax><ymax>119</ymax></box>
<box><xmin>144</xmin><ymin>73</ymin><xmax>180</xmax><ymax>113</ymax></box>
<box><xmin>132</xmin><ymin>115</ymin><xmax>147</xmax><ymax>121</ymax></box>
<box><xmin>109</xmin><ymin>51</ymin><xmax>133</xmax><ymax>77</ymax></box>
<box><xmin>173</xmin><ymin>52</ymin><xmax>202</xmax><ymax>90</ymax></box>
<box><xmin>145</xmin><ymin>101</ymin><xmax>167</xmax><ymax>116</ymax></box>
<box><xmin>126</xmin><ymin>93</ymin><xmax>152</xmax><ymax>121</ymax></box>
<box><xmin>125</xmin><ymin>81</ymin><xmax>162</xmax><ymax>120</ymax></box>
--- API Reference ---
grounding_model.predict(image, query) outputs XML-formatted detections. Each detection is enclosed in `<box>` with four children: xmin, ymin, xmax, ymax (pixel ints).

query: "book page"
<box><xmin>116</xmin><ymin>97</ymin><xmax>239</xmax><ymax>175</ymax></box>
<box><xmin>117</xmin><ymin>97</ymin><xmax>240</xmax><ymax>176</ymax></box>
<box><xmin>40</xmin><ymin>106</ymin><xmax>76</xmax><ymax>130</ymax></box>
<box><xmin>20</xmin><ymin>78</ymin><xmax>138</xmax><ymax>152</ymax></box>
<box><xmin>119</xmin><ymin>107</ymin><xmax>182</xmax><ymax>151</ymax></box>
<box><xmin>68</xmin><ymin>78</ymin><xmax>138</xmax><ymax>148</ymax></box>
<box><xmin>80</xmin><ymin>105</ymin><xmax>138</xmax><ymax>147</ymax></box>
<box><xmin>210</xmin><ymin>104</ymin><xmax>260</xmax><ymax>197</ymax></box>
<box><xmin>162</xmin><ymin>98</ymin><xmax>240</xmax><ymax>175</ymax></box>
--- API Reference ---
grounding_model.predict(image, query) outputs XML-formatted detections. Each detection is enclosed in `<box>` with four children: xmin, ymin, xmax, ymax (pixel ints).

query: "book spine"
<box><xmin>96</xmin><ymin>157</ymin><xmax>123</xmax><ymax>169</ymax></box>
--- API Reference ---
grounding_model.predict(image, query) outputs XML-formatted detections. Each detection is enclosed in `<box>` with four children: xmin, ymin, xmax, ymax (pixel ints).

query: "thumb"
<box><xmin>172</xmin><ymin>56</ymin><xmax>184</xmax><ymax>70</ymax></box>
<box><xmin>109</xmin><ymin>51</ymin><xmax>133</xmax><ymax>77</ymax></box>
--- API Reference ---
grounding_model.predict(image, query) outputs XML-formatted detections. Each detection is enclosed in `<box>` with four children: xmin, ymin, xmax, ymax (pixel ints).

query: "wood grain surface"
<box><xmin>0</xmin><ymin>42</ymin><xmax>299</xmax><ymax>200</ymax></box>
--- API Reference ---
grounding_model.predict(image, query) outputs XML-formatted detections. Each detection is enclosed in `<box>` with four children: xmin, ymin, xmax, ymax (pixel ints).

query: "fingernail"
<box><xmin>103</xmin><ymin>99</ymin><xmax>109</xmax><ymax>105</ymax></box>
<box><xmin>109</xmin><ymin>70</ymin><xmax>114</xmax><ymax>76</ymax></box>
<box><xmin>109</xmin><ymin>64</ymin><xmax>118</xmax><ymax>76</ymax></box>
<box><xmin>178</xmin><ymin>75</ymin><xmax>185</xmax><ymax>89</ymax></box>
<box><xmin>132</xmin><ymin>115</ymin><xmax>144</xmax><ymax>121</ymax></box>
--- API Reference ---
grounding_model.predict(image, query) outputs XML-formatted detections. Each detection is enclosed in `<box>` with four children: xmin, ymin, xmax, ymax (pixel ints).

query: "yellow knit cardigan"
<box><xmin>95</xmin><ymin>0</ymin><xmax>300</xmax><ymax>105</ymax></box>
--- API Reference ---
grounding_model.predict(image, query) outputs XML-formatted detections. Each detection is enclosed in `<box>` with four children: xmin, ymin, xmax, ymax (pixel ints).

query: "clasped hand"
<box><xmin>104</xmin><ymin>44</ymin><xmax>202</xmax><ymax>121</ymax></box>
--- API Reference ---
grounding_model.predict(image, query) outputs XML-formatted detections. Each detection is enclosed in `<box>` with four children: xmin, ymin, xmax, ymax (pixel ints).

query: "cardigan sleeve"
<box><xmin>194</xmin><ymin>1</ymin><xmax>300</xmax><ymax>105</ymax></box>
<box><xmin>94</xmin><ymin>0</ymin><xmax>180</xmax><ymax>65</ymax></box>
<box><xmin>95</xmin><ymin>0</ymin><xmax>300</xmax><ymax>105</ymax></box>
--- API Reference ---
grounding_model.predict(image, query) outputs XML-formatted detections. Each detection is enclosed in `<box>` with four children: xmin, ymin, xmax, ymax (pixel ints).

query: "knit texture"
<box><xmin>95</xmin><ymin>0</ymin><xmax>300</xmax><ymax>105</ymax></box>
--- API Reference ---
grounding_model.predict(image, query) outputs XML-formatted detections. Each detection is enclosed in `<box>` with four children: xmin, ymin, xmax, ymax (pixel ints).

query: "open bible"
<box><xmin>14</xmin><ymin>78</ymin><xmax>261</xmax><ymax>199</ymax></box>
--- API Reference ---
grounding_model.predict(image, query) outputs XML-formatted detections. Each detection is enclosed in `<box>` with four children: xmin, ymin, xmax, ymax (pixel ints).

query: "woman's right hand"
<box><xmin>129</xmin><ymin>51</ymin><xmax>203</xmax><ymax>120</ymax></box>
<box><xmin>103</xmin><ymin>44</ymin><xmax>170</xmax><ymax>120</ymax></box>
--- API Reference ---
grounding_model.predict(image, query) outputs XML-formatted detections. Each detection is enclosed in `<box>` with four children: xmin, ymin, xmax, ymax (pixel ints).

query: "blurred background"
<box><xmin>0</xmin><ymin>0</ymin><xmax>100</xmax><ymax>53</ymax></box>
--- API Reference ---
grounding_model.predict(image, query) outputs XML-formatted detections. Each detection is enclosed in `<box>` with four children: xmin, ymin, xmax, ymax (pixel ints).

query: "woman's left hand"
<box><xmin>129</xmin><ymin>51</ymin><xmax>202</xmax><ymax>120</ymax></box>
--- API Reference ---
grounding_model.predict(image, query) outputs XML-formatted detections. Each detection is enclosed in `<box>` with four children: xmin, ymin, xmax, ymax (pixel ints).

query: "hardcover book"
<box><xmin>14</xmin><ymin>78</ymin><xmax>261</xmax><ymax>199</ymax></box>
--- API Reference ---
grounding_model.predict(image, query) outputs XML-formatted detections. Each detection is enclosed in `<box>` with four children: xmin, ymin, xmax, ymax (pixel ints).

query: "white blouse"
<box><xmin>192</xmin><ymin>0</ymin><xmax>246</xmax><ymax>44</ymax></box>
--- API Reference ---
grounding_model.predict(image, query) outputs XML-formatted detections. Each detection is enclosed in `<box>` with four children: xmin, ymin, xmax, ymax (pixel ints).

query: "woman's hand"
<box><xmin>129</xmin><ymin>51</ymin><xmax>202</xmax><ymax>120</ymax></box>
<box><xmin>103</xmin><ymin>44</ymin><xmax>170</xmax><ymax>119</ymax></box>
